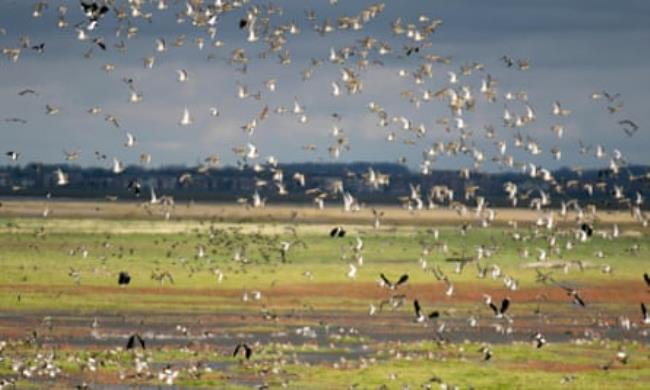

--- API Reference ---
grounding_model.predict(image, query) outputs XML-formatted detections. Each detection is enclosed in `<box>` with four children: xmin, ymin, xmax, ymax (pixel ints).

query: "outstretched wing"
<box><xmin>379</xmin><ymin>273</ymin><xmax>392</xmax><ymax>287</ymax></box>
<box><xmin>413</xmin><ymin>299</ymin><xmax>422</xmax><ymax>317</ymax></box>
<box><xmin>126</xmin><ymin>335</ymin><xmax>135</xmax><ymax>350</ymax></box>
<box><xmin>489</xmin><ymin>302</ymin><xmax>498</xmax><ymax>315</ymax></box>
<box><xmin>244</xmin><ymin>344</ymin><xmax>252</xmax><ymax>360</ymax></box>
<box><xmin>137</xmin><ymin>334</ymin><xmax>146</xmax><ymax>349</ymax></box>
<box><xmin>233</xmin><ymin>344</ymin><xmax>241</xmax><ymax>357</ymax></box>
<box><xmin>395</xmin><ymin>274</ymin><xmax>409</xmax><ymax>287</ymax></box>
<box><xmin>500</xmin><ymin>298</ymin><xmax>510</xmax><ymax>314</ymax></box>
<box><xmin>641</xmin><ymin>302</ymin><xmax>647</xmax><ymax>318</ymax></box>
<box><xmin>644</xmin><ymin>273</ymin><xmax>650</xmax><ymax>287</ymax></box>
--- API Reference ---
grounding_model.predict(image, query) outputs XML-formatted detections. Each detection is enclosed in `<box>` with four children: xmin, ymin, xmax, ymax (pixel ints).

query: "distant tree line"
<box><xmin>0</xmin><ymin>162</ymin><xmax>648</xmax><ymax>209</ymax></box>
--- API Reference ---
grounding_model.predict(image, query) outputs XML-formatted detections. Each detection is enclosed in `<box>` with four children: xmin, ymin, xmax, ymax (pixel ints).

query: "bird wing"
<box><xmin>500</xmin><ymin>298</ymin><xmax>510</xmax><ymax>314</ymax></box>
<box><xmin>244</xmin><ymin>345</ymin><xmax>252</xmax><ymax>360</ymax></box>
<box><xmin>379</xmin><ymin>273</ymin><xmax>392</xmax><ymax>287</ymax></box>
<box><xmin>644</xmin><ymin>273</ymin><xmax>650</xmax><ymax>286</ymax></box>
<box><xmin>330</xmin><ymin>228</ymin><xmax>337</xmax><ymax>237</ymax></box>
<box><xmin>642</xmin><ymin>303</ymin><xmax>648</xmax><ymax>318</ymax></box>
<box><xmin>575</xmin><ymin>294</ymin><xmax>586</xmax><ymax>307</ymax></box>
<box><xmin>396</xmin><ymin>274</ymin><xmax>409</xmax><ymax>287</ymax></box>
<box><xmin>233</xmin><ymin>344</ymin><xmax>241</xmax><ymax>357</ymax></box>
<box><xmin>413</xmin><ymin>299</ymin><xmax>421</xmax><ymax>316</ymax></box>
<box><xmin>137</xmin><ymin>334</ymin><xmax>146</xmax><ymax>349</ymax></box>
<box><xmin>126</xmin><ymin>335</ymin><xmax>135</xmax><ymax>349</ymax></box>
<box><xmin>489</xmin><ymin>302</ymin><xmax>498</xmax><ymax>315</ymax></box>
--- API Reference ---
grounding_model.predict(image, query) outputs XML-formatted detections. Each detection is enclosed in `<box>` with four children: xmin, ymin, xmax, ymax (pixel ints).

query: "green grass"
<box><xmin>0</xmin><ymin>216</ymin><xmax>649</xmax><ymax>388</ymax></box>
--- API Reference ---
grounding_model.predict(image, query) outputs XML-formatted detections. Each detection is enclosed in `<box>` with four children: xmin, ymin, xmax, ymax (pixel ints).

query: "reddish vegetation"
<box><xmin>1</xmin><ymin>280</ymin><xmax>646</xmax><ymax>305</ymax></box>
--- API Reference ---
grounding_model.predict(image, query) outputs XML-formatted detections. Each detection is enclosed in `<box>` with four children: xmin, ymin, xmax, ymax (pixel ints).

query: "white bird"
<box><xmin>55</xmin><ymin>168</ymin><xmax>69</xmax><ymax>186</ymax></box>
<box><xmin>46</xmin><ymin>105</ymin><xmax>60</xmax><ymax>115</ymax></box>
<box><xmin>347</xmin><ymin>263</ymin><xmax>357</xmax><ymax>279</ymax></box>
<box><xmin>149</xmin><ymin>187</ymin><xmax>159</xmax><ymax>204</ymax></box>
<box><xmin>125</xmin><ymin>132</ymin><xmax>136</xmax><ymax>147</ymax></box>
<box><xmin>552</xmin><ymin>101</ymin><xmax>571</xmax><ymax>116</ymax></box>
<box><xmin>331</xmin><ymin>81</ymin><xmax>341</xmax><ymax>97</ymax></box>
<box><xmin>179</xmin><ymin>107</ymin><xmax>193</xmax><ymax>126</ymax></box>
<box><xmin>129</xmin><ymin>89</ymin><xmax>143</xmax><ymax>103</ymax></box>
<box><xmin>246</xmin><ymin>143</ymin><xmax>259</xmax><ymax>159</ymax></box>
<box><xmin>155</xmin><ymin>38</ymin><xmax>166</xmax><ymax>52</ymax></box>
<box><xmin>176</xmin><ymin>69</ymin><xmax>188</xmax><ymax>82</ymax></box>
<box><xmin>112</xmin><ymin>158</ymin><xmax>125</xmax><ymax>174</ymax></box>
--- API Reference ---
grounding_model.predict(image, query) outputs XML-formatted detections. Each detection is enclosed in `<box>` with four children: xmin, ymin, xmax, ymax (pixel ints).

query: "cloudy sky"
<box><xmin>0</xmin><ymin>0</ymin><xmax>648</xmax><ymax>172</ymax></box>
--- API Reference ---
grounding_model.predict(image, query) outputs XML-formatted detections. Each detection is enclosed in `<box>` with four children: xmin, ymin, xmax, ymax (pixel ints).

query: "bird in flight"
<box><xmin>641</xmin><ymin>303</ymin><xmax>650</xmax><ymax>324</ymax></box>
<box><xmin>413</xmin><ymin>299</ymin><xmax>439</xmax><ymax>322</ymax></box>
<box><xmin>126</xmin><ymin>333</ymin><xmax>145</xmax><ymax>350</ymax></box>
<box><xmin>379</xmin><ymin>273</ymin><xmax>409</xmax><ymax>290</ymax></box>
<box><xmin>233</xmin><ymin>342</ymin><xmax>252</xmax><ymax>360</ymax></box>
<box><xmin>330</xmin><ymin>226</ymin><xmax>346</xmax><ymax>237</ymax></box>
<box><xmin>486</xmin><ymin>296</ymin><xmax>510</xmax><ymax>318</ymax></box>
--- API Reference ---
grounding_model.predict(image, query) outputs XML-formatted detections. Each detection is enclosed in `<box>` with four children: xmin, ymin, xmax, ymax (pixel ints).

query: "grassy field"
<box><xmin>0</xmin><ymin>202</ymin><xmax>649</xmax><ymax>388</ymax></box>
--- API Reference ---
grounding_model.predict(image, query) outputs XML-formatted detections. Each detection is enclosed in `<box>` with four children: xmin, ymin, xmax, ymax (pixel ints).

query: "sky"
<box><xmin>0</xmin><ymin>0</ymin><xmax>649</xmax><ymax>173</ymax></box>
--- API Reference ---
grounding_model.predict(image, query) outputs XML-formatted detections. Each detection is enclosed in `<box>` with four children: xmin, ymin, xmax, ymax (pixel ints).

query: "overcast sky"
<box><xmin>0</xmin><ymin>0</ymin><xmax>648</xmax><ymax>172</ymax></box>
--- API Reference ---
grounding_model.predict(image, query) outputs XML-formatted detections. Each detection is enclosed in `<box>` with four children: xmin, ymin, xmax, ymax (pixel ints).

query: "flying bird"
<box><xmin>641</xmin><ymin>303</ymin><xmax>650</xmax><ymax>324</ymax></box>
<box><xmin>379</xmin><ymin>273</ymin><xmax>409</xmax><ymax>290</ymax></box>
<box><xmin>126</xmin><ymin>333</ymin><xmax>145</xmax><ymax>350</ymax></box>
<box><xmin>487</xmin><ymin>297</ymin><xmax>510</xmax><ymax>318</ymax></box>
<box><xmin>179</xmin><ymin>107</ymin><xmax>193</xmax><ymax>126</ymax></box>
<box><xmin>330</xmin><ymin>226</ymin><xmax>346</xmax><ymax>237</ymax></box>
<box><xmin>413</xmin><ymin>299</ymin><xmax>439</xmax><ymax>322</ymax></box>
<box><xmin>233</xmin><ymin>342</ymin><xmax>252</xmax><ymax>360</ymax></box>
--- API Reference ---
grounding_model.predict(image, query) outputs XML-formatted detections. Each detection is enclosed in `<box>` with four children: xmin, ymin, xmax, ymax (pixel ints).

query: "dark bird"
<box><xmin>561</xmin><ymin>286</ymin><xmax>586</xmax><ymax>307</ymax></box>
<box><xmin>4</xmin><ymin>118</ymin><xmax>27</xmax><ymax>124</ymax></box>
<box><xmin>81</xmin><ymin>1</ymin><xmax>110</xmax><ymax>22</ymax></box>
<box><xmin>93</xmin><ymin>38</ymin><xmax>106</xmax><ymax>51</ymax></box>
<box><xmin>532</xmin><ymin>332</ymin><xmax>547</xmax><ymax>348</ymax></box>
<box><xmin>126</xmin><ymin>333</ymin><xmax>145</xmax><ymax>350</ymax></box>
<box><xmin>6</xmin><ymin>151</ymin><xmax>19</xmax><ymax>161</ymax></box>
<box><xmin>18</xmin><ymin>89</ymin><xmax>38</xmax><ymax>96</ymax></box>
<box><xmin>379</xmin><ymin>273</ymin><xmax>409</xmax><ymax>290</ymax></box>
<box><xmin>580</xmin><ymin>223</ymin><xmax>593</xmax><ymax>237</ymax></box>
<box><xmin>118</xmin><ymin>271</ymin><xmax>131</xmax><ymax>285</ymax></box>
<box><xmin>238</xmin><ymin>19</ymin><xmax>248</xmax><ymax>29</ymax></box>
<box><xmin>31</xmin><ymin>43</ymin><xmax>45</xmax><ymax>53</ymax></box>
<box><xmin>233</xmin><ymin>342</ymin><xmax>252</xmax><ymax>360</ymax></box>
<box><xmin>501</xmin><ymin>55</ymin><xmax>513</xmax><ymax>68</ymax></box>
<box><xmin>618</xmin><ymin>120</ymin><xmax>639</xmax><ymax>137</ymax></box>
<box><xmin>488</xmin><ymin>297</ymin><xmax>510</xmax><ymax>318</ymax></box>
<box><xmin>405</xmin><ymin>46</ymin><xmax>420</xmax><ymax>56</ymax></box>
<box><xmin>127</xmin><ymin>180</ymin><xmax>142</xmax><ymax>196</ymax></box>
<box><xmin>330</xmin><ymin>226</ymin><xmax>346</xmax><ymax>237</ymax></box>
<box><xmin>479</xmin><ymin>346</ymin><xmax>493</xmax><ymax>361</ymax></box>
<box><xmin>413</xmin><ymin>299</ymin><xmax>439</xmax><ymax>322</ymax></box>
<box><xmin>535</xmin><ymin>269</ymin><xmax>555</xmax><ymax>285</ymax></box>
<box><xmin>641</xmin><ymin>303</ymin><xmax>650</xmax><ymax>324</ymax></box>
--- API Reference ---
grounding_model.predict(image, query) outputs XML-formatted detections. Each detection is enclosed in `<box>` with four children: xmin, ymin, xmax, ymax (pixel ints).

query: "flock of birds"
<box><xmin>0</xmin><ymin>0</ymin><xmax>648</xmax><ymax>388</ymax></box>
